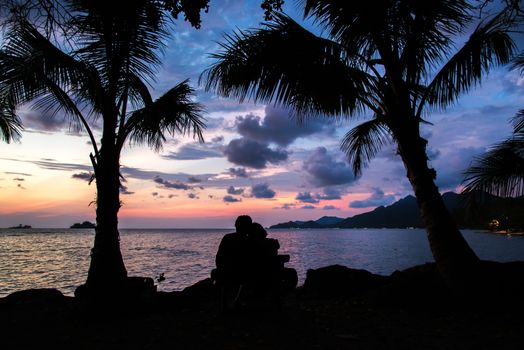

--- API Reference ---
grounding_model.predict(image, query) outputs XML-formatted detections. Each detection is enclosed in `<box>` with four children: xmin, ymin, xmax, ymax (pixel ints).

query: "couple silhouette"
<box><xmin>213</xmin><ymin>215</ymin><xmax>297</xmax><ymax>311</ymax></box>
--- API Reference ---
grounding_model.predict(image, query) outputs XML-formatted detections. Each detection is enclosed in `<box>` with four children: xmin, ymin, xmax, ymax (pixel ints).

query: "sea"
<box><xmin>1</xmin><ymin>228</ymin><xmax>524</xmax><ymax>297</ymax></box>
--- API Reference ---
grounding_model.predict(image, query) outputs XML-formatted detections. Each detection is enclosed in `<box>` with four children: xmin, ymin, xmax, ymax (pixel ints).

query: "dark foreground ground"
<box><xmin>1</xmin><ymin>262</ymin><xmax>524</xmax><ymax>350</ymax></box>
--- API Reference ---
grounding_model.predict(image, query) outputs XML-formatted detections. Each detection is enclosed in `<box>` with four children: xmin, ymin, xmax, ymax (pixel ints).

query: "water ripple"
<box><xmin>1</xmin><ymin>228</ymin><xmax>524</xmax><ymax>297</ymax></box>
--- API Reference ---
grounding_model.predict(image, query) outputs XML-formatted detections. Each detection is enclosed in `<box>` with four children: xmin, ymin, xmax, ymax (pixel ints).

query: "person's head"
<box><xmin>235</xmin><ymin>215</ymin><xmax>252</xmax><ymax>234</ymax></box>
<box><xmin>250</xmin><ymin>222</ymin><xmax>267</xmax><ymax>240</ymax></box>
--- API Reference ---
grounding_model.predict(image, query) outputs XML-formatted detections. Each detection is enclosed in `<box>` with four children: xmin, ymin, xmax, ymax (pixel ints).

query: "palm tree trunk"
<box><xmin>85</xmin><ymin>132</ymin><xmax>127</xmax><ymax>288</ymax></box>
<box><xmin>395</xmin><ymin>123</ymin><xmax>480</xmax><ymax>289</ymax></box>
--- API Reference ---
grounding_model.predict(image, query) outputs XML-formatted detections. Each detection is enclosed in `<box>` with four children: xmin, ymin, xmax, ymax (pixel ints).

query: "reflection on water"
<box><xmin>1</xmin><ymin>228</ymin><xmax>523</xmax><ymax>297</ymax></box>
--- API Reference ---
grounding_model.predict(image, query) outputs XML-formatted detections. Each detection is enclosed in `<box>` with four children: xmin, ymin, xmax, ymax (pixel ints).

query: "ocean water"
<box><xmin>1</xmin><ymin>228</ymin><xmax>524</xmax><ymax>297</ymax></box>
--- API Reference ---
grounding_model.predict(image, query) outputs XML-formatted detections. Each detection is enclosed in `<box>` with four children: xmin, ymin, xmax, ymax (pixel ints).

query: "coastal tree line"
<box><xmin>0</xmin><ymin>0</ymin><xmax>523</xmax><ymax>297</ymax></box>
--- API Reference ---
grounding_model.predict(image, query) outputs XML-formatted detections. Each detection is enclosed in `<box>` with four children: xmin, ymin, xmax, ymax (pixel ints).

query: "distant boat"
<box><xmin>70</xmin><ymin>221</ymin><xmax>96</xmax><ymax>229</ymax></box>
<box><xmin>9</xmin><ymin>224</ymin><xmax>32</xmax><ymax>229</ymax></box>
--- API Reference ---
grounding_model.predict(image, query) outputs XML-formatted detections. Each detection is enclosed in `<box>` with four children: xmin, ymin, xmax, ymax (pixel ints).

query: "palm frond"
<box><xmin>301</xmin><ymin>0</ymin><xmax>381</xmax><ymax>55</ymax></box>
<box><xmin>72</xmin><ymin>0</ymin><xmax>168</xmax><ymax>88</ymax></box>
<box><xmin>201</xmin><ymin>13</ymin><xmax>373</xmax><ymax>119</ymax></box>
<box><xmin>126</xmin><ymin>73</ymin><xmax>154</xmax><ymax>109</ymax></box>
<box><xmin>340</xmin><ymin>117</ymin><xmax>391</xmax><ymax>176</ymax></box>
<box><xmin>0</xmin><ymin>17</ymin><xmax>104</xmax><ymax>152</ymax></box>
<box><xmin>512</xmin><ymin>109</ymin><xmax>524</xmax><ymax>133</ymax></box>
<box><xmin>0</xmin><ymin>18</ymin><xmax>103</xmax><ymax>127</ymax></box>
<box><xmin>125</xmin><ymin>80</ymin><xmax>205</xmax><ymax>151</ymax></box>
<box><xmin>399</xmin><ymin>0</ymin><xmax>473</xmax><ymax>85</ymax></box>
<box><xmin>463</xmin><ymin>141</ymin><xmax>524</xmax><ymax>197</ymax></box>
<box><xmin>510</xmin><ymin>51</ymin><xmax>524</xmax><ymax>73</ymax></box>
<box><xmin>0</xmin><ymin>92</ymin><xmax>23</xmax><ymax>143</ymax></box>
<box><xmin>302</xmin><ymin>0</ymin><xmax>471</xmax><ymax>78</ymax></box>
<box><xmin>423</xmin><ymin>10</ymin><xmax>516</xmax><ymax>112</ymax></box>
<box><xmin>464</xmin><ymin>102</ymin><xmax>524</xmax><ymax>198</ymax></box>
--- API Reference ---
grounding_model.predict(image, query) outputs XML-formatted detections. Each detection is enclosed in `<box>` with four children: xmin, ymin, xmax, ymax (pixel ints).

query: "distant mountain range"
<box><xmin>270</xmin><ymin>192</ymin><xmax>524</xmax><ymax>230</ymax></box>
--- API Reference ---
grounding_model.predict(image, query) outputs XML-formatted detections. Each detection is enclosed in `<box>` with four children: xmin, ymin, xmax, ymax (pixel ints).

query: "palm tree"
<box><xmin>0</xmin><ymin>0</ymin><xmax>205</xmax><ymax>293</ymax></box>
<box><xmin>202</xmin><ymin>0</ymin><xmax>519</xmax><ymax>288</ymax></box>
<box><xmin>463</xmin><ymin>110</ymin><xmax>524</xmax><ymax>197</ymax></box>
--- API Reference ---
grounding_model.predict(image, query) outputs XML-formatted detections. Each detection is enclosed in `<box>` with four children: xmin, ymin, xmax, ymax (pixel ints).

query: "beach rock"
<box><xmin>389</xmin><ymin>263</ymin><xmax>443</xmax><ymax>288</ymax></box>
<box><xmin>302</xmin><ymin>265</ymin><xmax>388</xmax><ymax>297</ymax></box>
<box><xmin>181</xmin><ymin>278</ymin><xmax>215</xmax><ymax>299</ymax></box>
<box><xmin>0</xmin><ymin>288</ymin><xmax>68</xmax><ymax>311</ymax></box>
<box><xmin>74</xmin><ymin>276</ymin><xmax>157</xmax><ymax>315</ymax></box>
<box><xmin>154</xmin><ymin>279</ymin><xmax>215</xmax><ymax>311</ymax></box>
<box><xmin>3</xmin><ymin>288</ymin><xmax>66</xmax><ymax>305</ymax></box>
<box><xmin>75</xmin><ymin>276</ymin><xmax>156</xmax><ymax>299</ymax></box>
<box><xmin>380</xmin><ymin>263</ymin><xmax>449</xmax><ymax>307</ymax></box>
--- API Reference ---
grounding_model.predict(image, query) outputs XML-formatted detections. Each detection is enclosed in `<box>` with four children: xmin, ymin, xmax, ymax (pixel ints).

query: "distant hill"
<box><xmin>70</xmin><ymin>221</ymin><xmax>96</xmax><ymax>229</ymax></box>
<box><xmin>270</xmin><ymin>192</ymin><xmax>524</xmax><ymax>230</ymax></box>
<box><xmin>337</xmin><ymin>195</ymin><xmax>420</xmax><ymax>228</ymax></box>
<box><xmin>316</xmin><ymin>216</ymin><xmax>345</xmax><ymax>226</ymax></box>
<box><xmin>271</xmin><ymin>216</ymin><xmax>344</xmax><ymax>229</ymax></box>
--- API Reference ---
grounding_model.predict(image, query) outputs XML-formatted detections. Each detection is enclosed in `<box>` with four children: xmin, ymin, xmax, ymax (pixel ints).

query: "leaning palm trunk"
<box><xmin>394</xmin><ymin>121</ymin><xmax>480</xmax><ymax>286</ymax></box>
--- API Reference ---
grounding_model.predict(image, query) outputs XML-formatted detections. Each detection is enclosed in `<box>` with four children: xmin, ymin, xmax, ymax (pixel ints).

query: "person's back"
<box><xmin>215</xmin><ymin>215</ymin><xmax>252</xmax><ymax>283</ymax></box>
<box><xmin>213</xmin><ymin>215</ymin><xmax>253</xmax><ymax>312</ymax></box>
<box><xmin>215</xmin><ymin>232</ymin><xmax>246</xmax><ymax>281</ymax></box>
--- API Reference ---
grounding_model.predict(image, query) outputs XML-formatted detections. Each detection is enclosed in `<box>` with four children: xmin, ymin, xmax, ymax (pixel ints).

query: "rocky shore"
<box><xmin>2</xmin><ymin>262</ymin><xmax>524</xmax><ymax>349</ymax></box>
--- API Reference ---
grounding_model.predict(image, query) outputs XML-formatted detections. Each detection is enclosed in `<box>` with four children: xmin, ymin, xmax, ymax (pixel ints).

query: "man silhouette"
<box><xmin>216</xmin><ymin>215</ymin><xmax>252</xmax><ymax>277</ymax></box>
<box><xmin>214</xmin><ymin>215</ymin><xmax>252</xmax><ymax>311</ymax></box>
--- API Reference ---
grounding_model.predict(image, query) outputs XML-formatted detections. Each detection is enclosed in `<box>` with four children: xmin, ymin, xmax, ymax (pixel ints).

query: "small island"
<box><xmin>70</xmin><ymin>221</ymin><xmax>96</xmax><ymax>229</ymax></box>
<box><xmin>8</xmin><ymin>224</ymin><xmax>32</xmax><ymax>229</ymax></box>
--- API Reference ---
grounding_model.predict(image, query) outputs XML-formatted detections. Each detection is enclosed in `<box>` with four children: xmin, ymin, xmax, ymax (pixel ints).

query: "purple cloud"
<box><xmin>317</xmin><ymin>187</ymin><xmax>343</xmax><ymax>200</ymax></box>
<box><xmin>349</xmin><ymin>188</ymin><xmax>395</xmax><ymax>208</ymax></box>
<box><xmin>163</xmin><ymin>143</ymin><xmax>223</xmax><ymax>160</ymax></box>
<box><xmin>224</xmin><ymin>138</ymin><xmax>288</xmax><ymax>169</ymax></box>
<box><xmin>223</xmin><ymin>195</ymin><xmax>242</xmax><ymax>203</ymax></box>
<box><xmin>228</xmin><ymin>167</ymin><xmax>248</xmax><ymax>178</ymax></box>
<box><xmin>274</xmin><ymin>203</ymin><xmax>295</xmax><ymax>210</ymax></box>
<box><xmin>120</xmin><ymin>184</ymin><xmax>135</xmax><ymax>195</ymax></box>
<box><xmin>295</xmin><ymin>187</ymin><xmax>344</xmax><ymax>204</ymax></box>
<box><xmin>251</xmin><ymin>183</ymin><xmax>276</xmax><ymax>199</ymax></box>
<box><xmin>227</xmin><ymin>186</ymin><xmax>244</xmax><ymax>195</ymax></box>
<box><xmin>323</xmin><ymin>205</ymin><xmax>338</xmax><ymax>210</ymax></box>
<box><xmin>432</xmin><ymin>146</ymin><xmax>485</xmax><ymax>190</ymax></box>
<box><xmin>72</xmin><ymin>172</ymin><xmax>93</xmax><ymax>181</ymax></box>
<box><xmin>303</xmin><ymin>147</ymin><xmax>357</xmax><ymax>187</ymax></box>
<box><xmin>21</xmin><ymin>110</ymin><xmax>70</xmax><ymax>132</ymax></box>
<box><xmin>5</xmin><ymin>172</ymin><xmax>32</xmax><ymax>176</ymax></box>
<box><xmin>154</xmin><ymin>176</ymin><xmax>191</xmax><ymax>190</ymax></box>
<box><xmin>235</xmin><ymin>106</ymin><xmax>335</xmax><ymax>146</ymax></box>
<box><xmin>295</xmin><ymin>192</ymin><xmax>320</xmax><ymax>204</ymax></box>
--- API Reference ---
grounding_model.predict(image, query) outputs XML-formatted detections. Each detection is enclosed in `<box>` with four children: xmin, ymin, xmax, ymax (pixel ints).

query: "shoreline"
<box><xmin>2</xmin><ymin>261</ymin><xmax>524</xmax><ymax>349</ymax></box>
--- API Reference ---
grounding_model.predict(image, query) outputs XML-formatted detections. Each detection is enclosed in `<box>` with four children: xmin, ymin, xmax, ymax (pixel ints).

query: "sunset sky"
<box><xmin>1</xmin><ymin>1</ymin><xmax>523</xmax><ymax>229</ymax></box>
